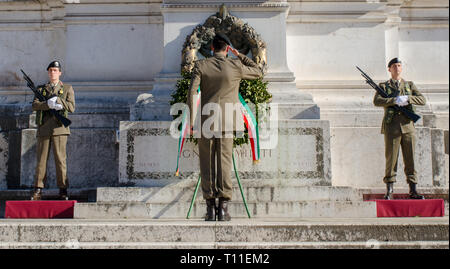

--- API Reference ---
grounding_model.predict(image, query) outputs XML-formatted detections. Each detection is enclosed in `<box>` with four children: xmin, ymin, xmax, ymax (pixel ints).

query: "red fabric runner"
<box><xmin>375</xmin><ymin>199</ymin><xmax>445</xmax><ymax>217</ymax></box>
<box><xmin>363</xmin><ymin>193</ymin><xmax>447</xmax><ymax>200</ymax></box>
<box><xmin>4</xmin><ymin>201</ymin><xmax>77</xmax><ymax>219</ymax></box>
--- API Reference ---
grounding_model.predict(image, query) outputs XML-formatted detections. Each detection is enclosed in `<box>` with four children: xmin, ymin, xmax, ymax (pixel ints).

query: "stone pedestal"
<box><xmin>119</xmin><ymin>120</ymin><xmax>331</xmax><ymax>187</ymax></box>
<box><xmin>331</xmin><ymin>127</ymin><xmax>447</xmax><ymax>188</ymax></box>
<box><xmin>0</xmin><ymin>102</ymin><xmax>131</xmax><ymax>189</ymax></box>
<box><xmin>18</xmin><ymin>128</ymin><xmax>118</xmax><ymax>189</ymax></box>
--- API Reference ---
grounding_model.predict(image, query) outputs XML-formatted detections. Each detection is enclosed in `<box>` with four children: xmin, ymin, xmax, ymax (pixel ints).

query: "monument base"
<box><xmin>118</xmin><ymin>119</ymin><xmax>331</xmax><ymax>187</ymax></box>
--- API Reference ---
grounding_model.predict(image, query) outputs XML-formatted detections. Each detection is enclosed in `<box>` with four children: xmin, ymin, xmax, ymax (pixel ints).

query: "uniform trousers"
<box><xmin>199</xmin><ymin>136</ymin><xmax>233</xmax><ymax>200</ymax></box>
<box><xmin>383</xmin><ymin>131</ymin><xmax>417</xmax><ymax>184</ymax></box>
<box><xmin>34</xmin><ymin>135</ymin><xmax>68</xmax><ymax>189</ymax></box>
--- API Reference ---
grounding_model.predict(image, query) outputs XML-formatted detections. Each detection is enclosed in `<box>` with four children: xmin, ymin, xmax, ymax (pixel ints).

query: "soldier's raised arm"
<box><xmin>228</xmin><ymin>46</ymin><xmax>262</xmax><ymax>80</ymax></box>
<box><xmin>238</xmin><ymin>54</ymin><xmax>262</xmax><ymax>80</ymax></box>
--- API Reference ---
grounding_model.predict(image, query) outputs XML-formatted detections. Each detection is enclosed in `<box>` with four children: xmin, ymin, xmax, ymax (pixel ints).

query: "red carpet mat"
<box><xmin>4</xmin><ymin>201</ymin><xmax>77</xmax><ymax>219</ymax></box>
<box><xmin>374</xmin><ymin>199</ymin><xmax>445</xmax><ymax>217</ymax></box>
<box><xmin>363</xmin><ymin>193</ymin><xmax>448</xmax><ymax>200</ymax></box>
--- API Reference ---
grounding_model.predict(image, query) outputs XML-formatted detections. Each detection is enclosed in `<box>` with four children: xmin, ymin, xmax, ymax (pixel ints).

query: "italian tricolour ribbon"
<box><xmin>175</xmin><ymin>87</ymin><xmax>260</xmax><ymax>176</ymax></box>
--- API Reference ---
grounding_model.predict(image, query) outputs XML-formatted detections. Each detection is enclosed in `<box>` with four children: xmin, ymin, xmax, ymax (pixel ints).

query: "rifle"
<box><xmin>356</xmin><ymin>66</ymin><xmax>420</xmax><ymax>123</ymax></box>
<box><xmin>20</xmin><ymin>69</ymin><xmax>72</xmax><ymax>127</ymax></box>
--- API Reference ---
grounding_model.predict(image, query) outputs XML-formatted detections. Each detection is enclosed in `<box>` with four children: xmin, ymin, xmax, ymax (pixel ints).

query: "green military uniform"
<box><xmin>188</xmin><ymin>53</ymin><xmax>262</xmax><ymax>201</ymax></box>
<box><xmin>32</xmin><ymin>81</ymin><xmax>75</xmax><ymax>189</ymax></box>
<box><xmin>373</xmin><ymin>79</ymin><xmax>426</xmax><ymax>184</ymax></box>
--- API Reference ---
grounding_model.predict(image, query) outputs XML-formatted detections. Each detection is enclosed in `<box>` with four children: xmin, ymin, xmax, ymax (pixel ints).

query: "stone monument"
<box><xmin>119</xmin><ymin>1</ymin><xmax>328</xmax><ymax>188</ymax></box>
<box><xmin>75</xmin><ymin>0</ymin><xmax>336</xmax><ymax>219</ymax></box>
<box><xmin>0</xmin><ymin>1</ymin><xmax>447</xmax><ymax>219</ymax></box>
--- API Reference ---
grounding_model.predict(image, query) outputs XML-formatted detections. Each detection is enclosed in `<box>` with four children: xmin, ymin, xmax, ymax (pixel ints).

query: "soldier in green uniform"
<box><xmin>30</xmin><ymin>61</ymin><xmax>75</xmax><ymax>200</ymax></box>
<box><xmin>188</xmin><ymin>34</ymin><xmax>262</xmax><ymax>221</ymax></box>
<box><xmin>373</xmin><ymin>58</ymin><xmax>426</xmax><ymax>200</ymax></box>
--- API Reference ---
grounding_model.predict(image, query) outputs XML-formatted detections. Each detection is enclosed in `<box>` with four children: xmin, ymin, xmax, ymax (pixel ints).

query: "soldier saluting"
<box><xmin>30</xmin><ymin>61</ymin><xmax>75</xmax><ymax>200</ymax></box>
<box><xmin>373</xmin><ymin>58</ymin><xmax>426</xmax><ymax>200</ymax></box>
<box><xmin>188</xmin><ymin>34</ymin><xmax>262</xmax><ymax>221</ymax></box>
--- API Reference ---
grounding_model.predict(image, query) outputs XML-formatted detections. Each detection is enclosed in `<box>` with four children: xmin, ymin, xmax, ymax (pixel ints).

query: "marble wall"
<box><xmin>0</xmin><ymin>0</ymin><xmax>447</xmax><ymax>189</ymax></box>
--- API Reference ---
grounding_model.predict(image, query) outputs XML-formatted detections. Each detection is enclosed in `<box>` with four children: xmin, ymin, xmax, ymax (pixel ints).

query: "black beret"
<box><xmin>388</xmin><ymin>58</ymin><xmax>402</xmax><ymax>68</ymax></box>
<box><xmin>214</xmin><ymin>33</ymin><xmax>232</xmax><ymax>46</ymax></box>
<box><xmin>47</xmin><ymin>61</ymin><xmax>62</xmax><ymax>71</ymax></box>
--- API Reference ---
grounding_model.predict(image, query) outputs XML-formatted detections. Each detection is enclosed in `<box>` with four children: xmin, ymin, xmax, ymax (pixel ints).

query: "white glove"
<box><xmin>54</xmin><ymin>104</ymin><xmax>64</xmax><ymax>111</ymax></box>
<box><xmin>395</xmin><ymin>95</ymin><xmax>409</xmax><ymax>106</ymax></box>
<box><xmin>47</xmin><ymin>97</ymin><xmax>58</xmax><ymax>109</ymax></box>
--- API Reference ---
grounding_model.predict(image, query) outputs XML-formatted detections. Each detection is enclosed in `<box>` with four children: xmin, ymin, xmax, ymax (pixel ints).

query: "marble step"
<box><xmin>0</xmin><ymin>241</ymin><xmax>447</xmax><ymax>249</ymax></box>
<box><xmin>0</xmin><ymin>189</ymin><xmax>95</xmax><ymax>201</ymax></box>
<box><xmin>95</xmin><ymin>186</ymin><xmax>365</xmax><ymax>203</ymax></box>
<box><xmin>74</xmin><ymin>200</ymin><xmax>379</xmax><ymax>219</ymax></box>
<box><xmin>0</xmin><ymin>218</ymin><xmax>448</xmax><ymax>246</ymax></box>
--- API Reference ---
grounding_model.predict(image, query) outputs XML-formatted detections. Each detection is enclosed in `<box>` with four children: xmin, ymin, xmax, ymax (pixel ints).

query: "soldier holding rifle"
<box><xmin>362</xmin><ymin>58</ymin><xmax>426</xmax><ymax>200</ymax></box>
<box><xmin>27</xmin><ymin>61</ymin><xmax>75</xmax><ymax>200</ymax></box>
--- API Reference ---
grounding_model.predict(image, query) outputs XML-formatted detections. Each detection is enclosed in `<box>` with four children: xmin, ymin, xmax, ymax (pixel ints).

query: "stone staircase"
<box><xmin>73</xmin><ymin>185</ymin><xmax>449</xmax><ymax>219</ymax></box>
<box><xmin>1</xmin><ymin>186</ymin><xmax>448</xmax><ymax>249</ymax></box>
<box><xmin>74</xmin><ymin>185</ymin><xmax>370</xmax><ymax>219</ymax></box>
<box><xmin>0</xmin><ymin>218</ymin><xmax>448</xmax><ymax>249</ymax></box>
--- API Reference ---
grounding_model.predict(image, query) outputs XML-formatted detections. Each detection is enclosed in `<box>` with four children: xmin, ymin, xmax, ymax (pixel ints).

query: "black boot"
<box><xmin>205</xmin><ymin>199</ymin><xmax>216</xmax><ymax>221</ymax></box>
<box><xmin>217</xmin><ymin>198</ymin><xmax>231</xmax><ymax>221</ymax></box>
<box><xmin>59</xmin><ymin>188</ymin><xmax>69</xmax><ymax>200</ymax></box>
<box><xmin>31</xmin><ymin>188</ymin><xmax>42</xmax><ymax>201</ymax></box>
<box><xmin>384</xmin><ymin>183</ymin><xmax>394</xmax><ymax>200</ymax></box>
<box><xmin>409</xmin><ymin>183</ymin><xmax>425</xmax><ymax>199</ymax></box>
